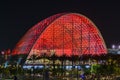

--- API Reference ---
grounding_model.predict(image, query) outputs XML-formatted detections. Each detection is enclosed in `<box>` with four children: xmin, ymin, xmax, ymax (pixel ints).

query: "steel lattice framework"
<box><xmin>12</xmin><ymin>13</ymin><xmax>107</xmax><ymax>57</ymax></box>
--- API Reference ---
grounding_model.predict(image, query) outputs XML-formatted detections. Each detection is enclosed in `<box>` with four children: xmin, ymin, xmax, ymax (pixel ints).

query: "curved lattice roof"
<box><xmin>12</xmin><ymin>13</ymin><xmax>107</xmax><ymax>57</ymax></box>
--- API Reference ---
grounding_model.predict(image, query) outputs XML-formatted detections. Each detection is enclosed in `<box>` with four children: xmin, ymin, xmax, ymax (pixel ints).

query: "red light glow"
<box><xmin>12</xmin><ymin>13</ymin><xmax>107</xmax><ymax>57</ymax></box>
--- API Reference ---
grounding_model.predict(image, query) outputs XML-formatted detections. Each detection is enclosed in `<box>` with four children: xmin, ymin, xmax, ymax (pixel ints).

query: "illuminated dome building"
<box><xmin>12</xmin><ymin>13</ymin><xmax>107</xmax><ymax>68</ymax></box>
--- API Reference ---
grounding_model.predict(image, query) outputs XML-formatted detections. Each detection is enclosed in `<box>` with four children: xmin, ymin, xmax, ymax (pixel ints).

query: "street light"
<box><xmin>118</xmin><ymin>45</ymin><xmax>120</xmax><ymax>49</ymax></box>
<box><xmin>112</xmin><ymin>44</ymin><xmax>115</xmax><ymax>49</ymax></box>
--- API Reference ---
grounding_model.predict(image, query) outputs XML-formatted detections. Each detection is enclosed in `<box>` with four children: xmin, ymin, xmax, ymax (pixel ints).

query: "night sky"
<box><xmin>0</xmin><ymin>0</ymin><xmax>120</xmax><ymax>50</ymax></box>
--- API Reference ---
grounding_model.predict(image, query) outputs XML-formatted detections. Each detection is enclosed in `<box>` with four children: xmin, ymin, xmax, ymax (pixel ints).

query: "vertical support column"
<box><xmin>62</xmin><ymin>20</ymin><xmax>65</xmax><ymax>77</ymax></box>
<box><xmin>52</xmin><ymin>24</ymin><xmax>55</xmax><ymax>79</ymax></box>
<box><xmin>71</xmin><ymin>16</ymin><xmax>74</xmax><ymax>79</ymax></box>
<box><xmin>88</xmin><ymin>24</ymin><xmax>92</xmax><ymax>76</ymax></box>
<box><xmin>88</xmin><ymin>25</ymin><xmax>91</xmax><ymax>56</ymax></box>
<box><xmin>78</xmin><ymin>22</ymin><xmax>83</xmax><ymax>80</ymax></box>
<box><xmin>80</xmin><ymin>23</ymin><xmax>83</xmax><ymax>56</ymax></box>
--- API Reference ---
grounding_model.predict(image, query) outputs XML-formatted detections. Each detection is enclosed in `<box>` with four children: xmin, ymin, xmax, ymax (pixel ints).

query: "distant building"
<box><xmin>108</xmin><ymin>48</ymin><xmax>120</xmax><ymax>54</ymax></box>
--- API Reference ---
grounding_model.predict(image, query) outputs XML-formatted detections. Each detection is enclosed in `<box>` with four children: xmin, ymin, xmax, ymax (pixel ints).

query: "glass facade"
<box><xmin>12</xmin><ymin>13</ymin><xmax>107</xmax><ymax>57</ymax></box>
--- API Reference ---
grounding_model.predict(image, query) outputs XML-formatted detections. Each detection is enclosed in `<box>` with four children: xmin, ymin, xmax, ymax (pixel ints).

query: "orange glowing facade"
<box><xmin>12</xmin><ymin>13</ymin><xmax>107</xmax><ymax>57</ymax></box>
